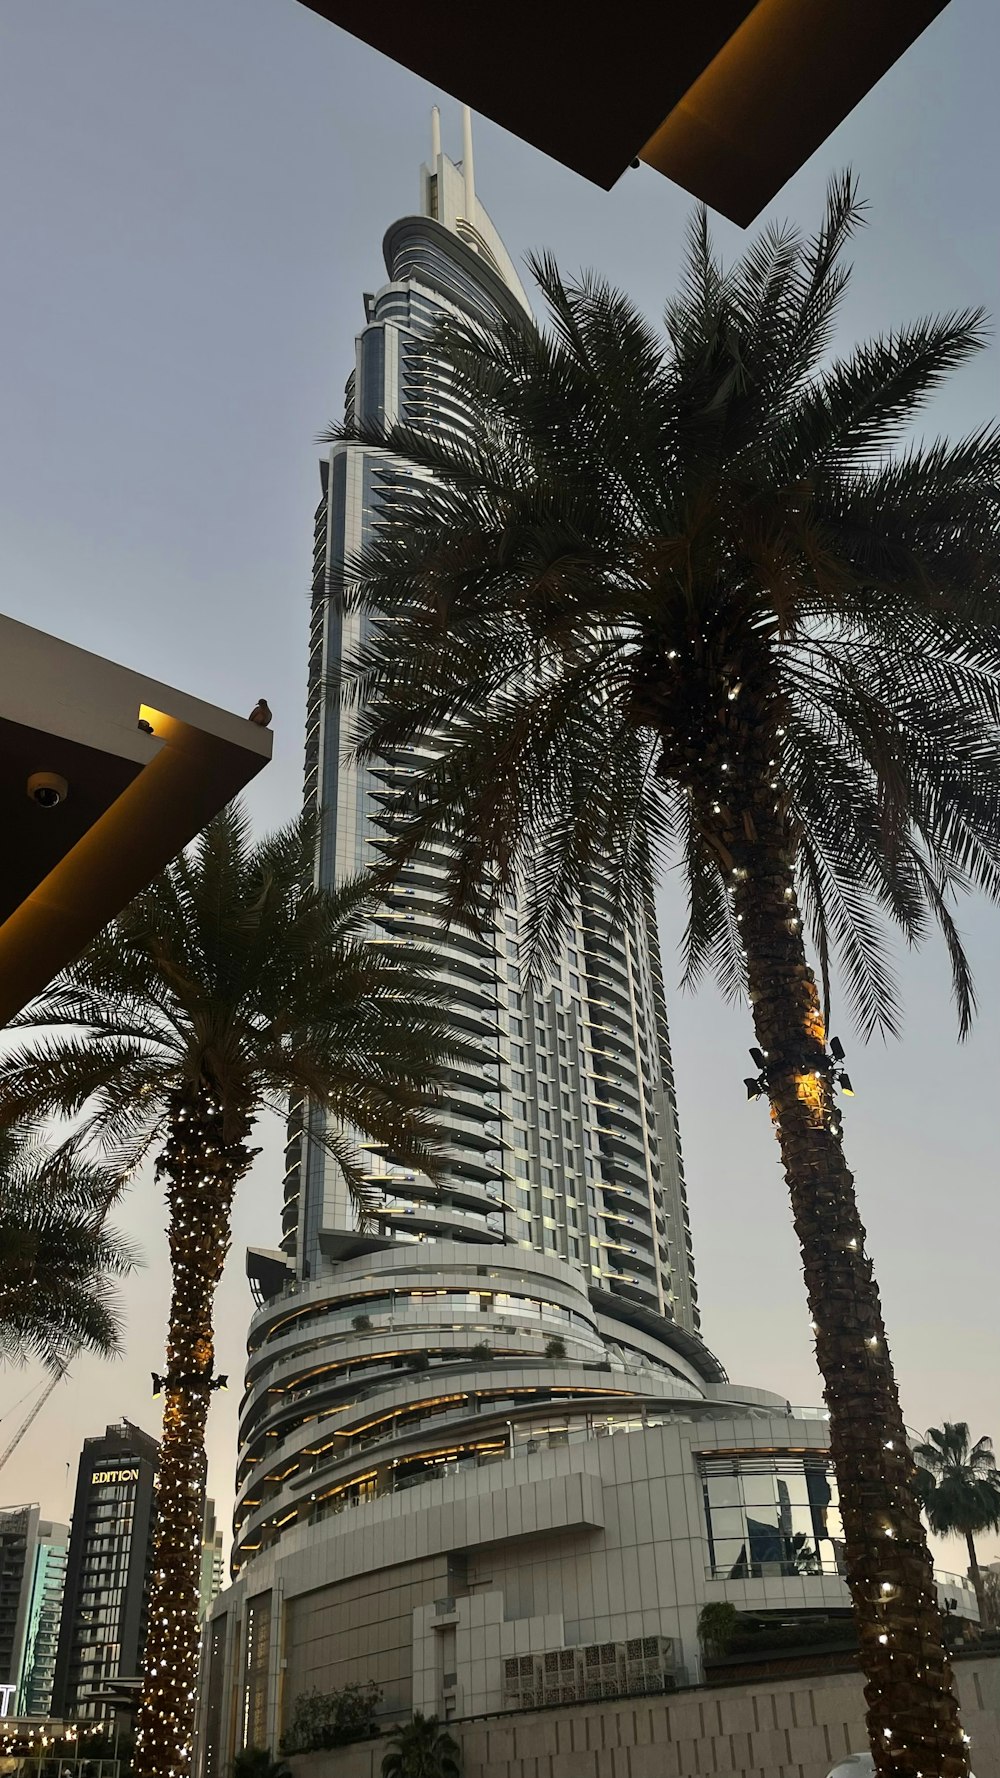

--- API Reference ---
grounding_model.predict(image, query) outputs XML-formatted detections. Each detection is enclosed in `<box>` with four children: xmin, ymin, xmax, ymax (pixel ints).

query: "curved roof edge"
<box><xmin>382</xmin><ymin>214</ymin><xmax>532</xmax><ymax>329</ymax></box>
<box><xmin>588</xmin><ymin>1287</ymin><xmax>728</xmax><ymax>1386</ymax></box>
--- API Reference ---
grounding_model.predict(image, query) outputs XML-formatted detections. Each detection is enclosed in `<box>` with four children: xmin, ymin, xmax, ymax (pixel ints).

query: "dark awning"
<box><xmin>295</xmin><ymin>0</ymin><xmax>949</xmax><ymax>224</ymax></box>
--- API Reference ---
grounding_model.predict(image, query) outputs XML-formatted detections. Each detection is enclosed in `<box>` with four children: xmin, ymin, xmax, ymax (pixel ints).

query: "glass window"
<box><xmin>241</xmin><ymin>1592</ymin><xmax>272</xmax><ymax>1752</ymax></box>
<box><xmin>707</xmin><ymin>1476</ymin><xmax>741</xmax><ymax>1509</ymax></box>
<box><xmin>708</xmin><ymin>1508</ymin><xmax>745</xmax><ymax>1540</ymax></box>
<box><xmin>700</xmin><ymin>1457</ymin><xmax>844</xmax><ymax>1580</ymax></box>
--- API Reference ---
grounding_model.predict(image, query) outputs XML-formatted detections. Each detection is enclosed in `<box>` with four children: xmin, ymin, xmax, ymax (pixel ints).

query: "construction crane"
<box><xmin>0</xmin><ymin>1363</ymin><xmax>69</xmax><ymax>1474</ymax></box>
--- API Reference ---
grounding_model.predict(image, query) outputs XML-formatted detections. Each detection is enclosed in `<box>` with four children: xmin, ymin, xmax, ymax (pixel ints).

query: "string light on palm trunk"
<box><xmin>742</xmin><ymin>1034</ymin><xmax>855</xmax><ymax>1105</ymax></box>
<box><xmin>135</xmin><ymin>1093</ymin><xmax>253</xmax><ymax>1778</ymax></box>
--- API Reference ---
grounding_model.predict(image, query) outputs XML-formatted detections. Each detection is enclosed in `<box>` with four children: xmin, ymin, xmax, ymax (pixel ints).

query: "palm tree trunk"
<box><xmin>727</xmin><ymin>818</ymin><xmax>969</xmax><ymax>1778</ymax></box>
<box><xmin>134</xmin><ymin>1088</ymin><xmax>253</xmax><ymax>1778</ymax></box>
<box><xmin>965</xmin><ymin>1530</ymin><xmax>988</xmax><ymax>1629</ymax></box>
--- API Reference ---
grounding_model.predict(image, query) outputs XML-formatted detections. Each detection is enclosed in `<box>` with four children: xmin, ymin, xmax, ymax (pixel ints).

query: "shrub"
<box><xmin>469</xmin><ymin>1341</ymin><xmax>493</xmax><ymax>1362</ymax></box>
<box><xmin>407</xmin><ymin>1350</ymin><xmax>430</xmax><ymax>1371</ymax></box>
<box><xmin>280</xmin><ymin>1682</ymin><xmax>382</xmax><ymax>1752</ymax></box>
<box><xmin>544</xmin><ymin>1336</ymin><xmax>567</xmax><ymax>1360</ymax></box>
<box><xmin>352</xmin><ymin>1313</ymin><xmax>372</xmax><ymax>1332</ymax></box>
<box><xmin>697</xmin><ymin>1602</ymin><xmax>739</xmax><ymax>1656</ymax></box>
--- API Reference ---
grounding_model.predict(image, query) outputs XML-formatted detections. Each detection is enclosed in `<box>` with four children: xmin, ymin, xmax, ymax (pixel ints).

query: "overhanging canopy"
<box><xmin>0</xmin><ymin>616</ymin><xmax>271</xmax><ymax>1024</ymax></box>
<box><xmin>298</xmin><ymin>0</ymin><xmax>950</xmax><ymax>225</ymax></box>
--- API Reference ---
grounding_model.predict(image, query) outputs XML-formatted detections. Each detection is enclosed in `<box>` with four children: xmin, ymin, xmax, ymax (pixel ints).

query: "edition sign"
<box><xmin>91</xmin><ymin>1466</ymin><xmax>140</xmax><ymax>1484</ymax></box>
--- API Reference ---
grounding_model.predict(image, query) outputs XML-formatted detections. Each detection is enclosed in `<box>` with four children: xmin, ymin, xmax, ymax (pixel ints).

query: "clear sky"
<box><xmin>1</xmin><ymin>1</ymin><xmax>998</xmax><ymax>1575</ymax></box>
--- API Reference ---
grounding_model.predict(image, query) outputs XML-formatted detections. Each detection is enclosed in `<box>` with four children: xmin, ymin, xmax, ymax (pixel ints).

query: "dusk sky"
<box><xmin>1</xmin><ymin>1</ymin><xmax>998</xmax><ymax>1575</ymax></box>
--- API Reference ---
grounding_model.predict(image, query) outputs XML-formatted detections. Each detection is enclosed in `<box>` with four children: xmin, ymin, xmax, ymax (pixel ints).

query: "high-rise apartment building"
<box><xmin>17</xmin><ymin>1518</ymin><xmax>68</xmax><ymax>1717</ymax></box>
<box><xmin>52</xmin><ymin>1422</ymin><xmax>159</xmax><ymax>1720</ymax></box>
<box><xmin>0</xmin><ymin>1506</ymin><xmax>38</xmax><ymax>1707</ymax></box>
<box><xmin>0</xmin><ymin>1506</ymin><xmax>68</xmax><ymax>1719</ymax></box>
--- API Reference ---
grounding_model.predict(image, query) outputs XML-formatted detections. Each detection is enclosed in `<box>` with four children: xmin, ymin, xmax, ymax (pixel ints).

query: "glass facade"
<box><xmin>201</xmin><ymin>1614</ymin><xmax>228</xmax><ymax>1778</ymax></box>
<box><xmin>700</xmin><ymin>1454</ymin><xmax>846</xmax><ymax>1579</ymax></box>
<box><xmin>241</xmin><ymin>1592</ymin><xmax>272</xmax><ymax>1751</ymax></box>
<box><xmin>52</xmin><ymin>1423</ymin><xmax>159</xmax><ymax>1721</ymax></box>
<box><xmin>17</xmin><ymin>1523</ymin><xmax>68</xmax><ymax>1716</ymax></box>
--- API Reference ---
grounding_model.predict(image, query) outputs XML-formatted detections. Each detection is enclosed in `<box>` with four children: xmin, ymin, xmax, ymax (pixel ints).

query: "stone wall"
<box><xmin>286</xmin><ymin>1655</ymin><xmax>1000</xmax><ymax>1778</ymax></box>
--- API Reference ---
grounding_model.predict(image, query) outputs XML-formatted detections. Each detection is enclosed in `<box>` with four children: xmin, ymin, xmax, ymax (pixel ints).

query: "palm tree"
<box><xmin>326</xmin><ymin>176</ymin><xmax>1000</xmax><ymax>1775</ymax></box>
<box><xmin>0</xmin><ymin>806</ymin><xmax>462</xmax><ymax>1778</ymax></box>
<box><xmin>381</xmin><ymin>1713</ymin><xmax>460</xmax><ymax>1778</ymax></box>
<box><xmin>914</xmin><ymin>1424</ymin><xmax>1000</xmax><ymax>1628</ymax></box>
<box><xmin>0</xmin><ymin>1126</ymin><xmax>136</xmax><ymax>1370</ymax></box>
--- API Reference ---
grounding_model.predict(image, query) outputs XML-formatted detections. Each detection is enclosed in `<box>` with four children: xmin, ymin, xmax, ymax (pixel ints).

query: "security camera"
<box><xmin>27</xmin><ymin>771</ymin><xmax>69</xmax><ymax>808</ymax></box>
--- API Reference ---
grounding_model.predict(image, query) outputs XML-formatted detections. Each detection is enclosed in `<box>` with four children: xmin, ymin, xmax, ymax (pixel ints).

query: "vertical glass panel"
<box><xmin>241</xmin><ymin>1591</ymin><xmax>272</xmax><ymax>1752</ymax></box>
<box><xmin>203</xmin><ymin>1615</ymin><xmax>228</xmax><ymax>1778</ymax></box>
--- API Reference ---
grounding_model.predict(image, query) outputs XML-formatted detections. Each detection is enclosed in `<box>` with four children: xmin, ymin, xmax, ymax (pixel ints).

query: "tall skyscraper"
<box><xmin>282</xmin><ymin>104</ymin><xmax>698</xmax><ymax>1333</ymax></box>
<box><xmin>233</xmin><ymin>110</ymin><xmax>712</xmax><ymax>1585</ymax></box>
<box><xmin>52</xmin><ymin>1422</ymin><xmax>158</xmax><ymax>1720</ymax></box>
<box><xmin>199</xmin><ymin>119</ymin><xmax>888</xmax><ymax>1771</ymax></box>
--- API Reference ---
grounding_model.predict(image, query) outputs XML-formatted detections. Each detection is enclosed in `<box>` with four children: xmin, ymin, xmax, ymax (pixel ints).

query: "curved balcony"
<box><xmin>433</xmin><ymin>1109</ymin><xmax>505</xmax><ymax>1154</ymax></box>
<box><xmin>598</xmin><ymin>1122</ymin><xmax>647</xmax><ymax>1166</ymax></box>
<box><xmin>233</xmin><ymin>1237</ymin><xmax>723</xmax><ymax>1570</ymax></box>
<box><xmin>370</xmin><ymin>1202</ymin><xmax>506</xmax><ymax>1242</ymax></box>
<box><xmin>595</xmin><ymin>1097</ymin><xmax>646</xmax><ymax>1142</ymax></box>
<box><xmin>441</xmin><ymin>1086</ymin><xmax>502</xmax><ymax>1124</ymax></box>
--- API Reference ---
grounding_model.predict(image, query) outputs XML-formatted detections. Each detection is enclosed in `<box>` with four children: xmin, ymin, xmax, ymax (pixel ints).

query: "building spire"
<box><xmin>462</xmin><ymin>103</ymin><xmax>476</xmax><ymax>220</ymax></box>
<box><xmin>430</xmin><ymin>104</ymin><xmax>441</xmax><ymax>163</ymax></box>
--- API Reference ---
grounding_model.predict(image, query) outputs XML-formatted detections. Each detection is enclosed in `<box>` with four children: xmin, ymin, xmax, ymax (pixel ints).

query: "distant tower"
<box><xmin>52</xmin><ymin>1422</ymin><xmax>159</xmax><ymax>1719</ymax></box>
<box><xmin>18</xmin><ymin>1517</ymin><xmax>69</xmax><ymax>1716</ymax></box>
<box><xmin>199</xmin><ymin>1500</ymin><xmax>225</xmax><ymax>1621</ymax></box>
<box><xmin>0</xmin><ymin>1506</ymin><xmax>41</xmax><ymax>1709</ymax></box>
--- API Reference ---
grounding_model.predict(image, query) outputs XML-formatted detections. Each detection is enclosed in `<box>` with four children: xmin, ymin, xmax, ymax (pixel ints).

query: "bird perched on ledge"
<box><xmin>248</xmin><ymin>698</ymin><xmax>272</xmax><ymax>727</ymax></box>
